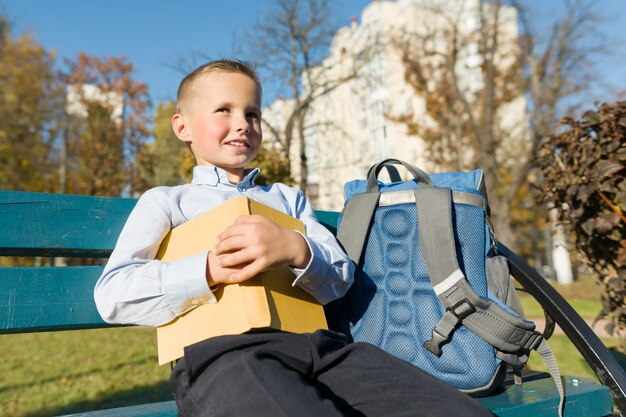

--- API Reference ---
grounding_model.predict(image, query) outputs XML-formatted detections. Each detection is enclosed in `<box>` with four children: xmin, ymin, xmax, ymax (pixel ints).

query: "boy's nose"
<box><xmin>235</xmin><ymin>119</ymin><xmax>250</xmax><ymax>134</ymax></box>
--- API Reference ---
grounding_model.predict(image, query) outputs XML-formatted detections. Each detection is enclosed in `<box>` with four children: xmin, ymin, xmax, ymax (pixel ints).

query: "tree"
<box><xmin>0</xmin><ymin>15</ymin><xmax>65</xmax><ymax>192</ymax></box>
<box><xmin>538</xmin><ymin>101</ymin><xmax>626</xmax><ymax>337</ymax></box>
<box><xmin>254</xmin><ymin>141</ymin><xmax>294</xmax><ymax>186</ymax></box>
<box><xmin>392</xmin><ymin>0</ymin><xmax>605</xmax><ymax>248</ymax></box>
<box><xmin>63</xmin><ymin>53</ymin><xmax>151</xmax><ymax>197</ymax></box>
<box><xmin>135</xmin><ymin>101</ymin><xmax>193</xmax><ymax>190</ymax></box>
<box><xmin>249</xmin><ymin>0</ymin><xmax>358</xmax><ymax>193</ymax></box>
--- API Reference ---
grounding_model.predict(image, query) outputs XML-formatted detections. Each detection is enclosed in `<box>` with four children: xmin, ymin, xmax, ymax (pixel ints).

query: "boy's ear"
<box><xmin>172</xmin><ymin>113</ymin><xmax>191</xmax><ymax>143</ymax></box>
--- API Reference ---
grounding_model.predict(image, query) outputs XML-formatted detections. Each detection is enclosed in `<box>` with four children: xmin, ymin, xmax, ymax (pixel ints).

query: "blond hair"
<box><xmin>176</xmin><ymin>59</ymin><xmax>262</xmax><ymax>114</ymax></box>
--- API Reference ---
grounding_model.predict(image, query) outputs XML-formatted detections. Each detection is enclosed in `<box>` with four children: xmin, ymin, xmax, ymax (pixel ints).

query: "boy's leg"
<box><xmin>307</xmin><ymin>331</ymin><xmax>494</xmax><ymax>417</ymax></box>
<box><xmin>169</xmin><ymin>330</ymin><xmax>358</xmax><ymax>417</ymax></box>
<box><xmin>170</xmin><ymin>329</ymin><xmax>492</xmax><ymax>417</ymax></box>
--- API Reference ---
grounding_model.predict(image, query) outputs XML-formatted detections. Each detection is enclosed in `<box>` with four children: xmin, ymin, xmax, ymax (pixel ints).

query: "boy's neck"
<box><xmin>199</xmin><ymin>164</ymin><xmax>250</xmax><ymax>185</ymax></box>
<box><xmin>226</xmin><ymin>170</ymin><xmax>244</xmax><ymax>184</ymax></box>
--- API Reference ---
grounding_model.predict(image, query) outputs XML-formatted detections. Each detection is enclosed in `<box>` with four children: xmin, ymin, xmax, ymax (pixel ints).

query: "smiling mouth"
<box><xmin>225</xmin><ymin>140</ymin><xmax>250</xmax><ymax>148</ymax></box>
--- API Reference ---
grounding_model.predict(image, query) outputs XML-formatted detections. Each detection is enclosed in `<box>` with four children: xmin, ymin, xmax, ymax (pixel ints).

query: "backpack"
<box><xmin>331</xmin><ymin>159</ymin><xmax>563</xmax><ymax>406</ymax></box>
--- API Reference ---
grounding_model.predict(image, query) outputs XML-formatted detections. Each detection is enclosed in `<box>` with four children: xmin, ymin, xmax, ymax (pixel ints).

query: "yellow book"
<box><xmin>155</xmin><ymin>196</ymin><xmax>328</xmax><ymax>365</ymax></box>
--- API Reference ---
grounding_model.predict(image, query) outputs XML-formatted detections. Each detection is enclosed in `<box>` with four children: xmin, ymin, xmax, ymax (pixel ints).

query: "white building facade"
<box><xmin>263</xmin><ymin>0</ymin><xmax>525</xmax><ymax>211</ymax></box>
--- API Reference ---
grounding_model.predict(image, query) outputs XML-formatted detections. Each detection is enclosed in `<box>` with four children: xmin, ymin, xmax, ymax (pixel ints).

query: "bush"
<box><xmin>538</xmin><ymin>101</ymin><xmax>626</xmax><ymax>339</ymax></box>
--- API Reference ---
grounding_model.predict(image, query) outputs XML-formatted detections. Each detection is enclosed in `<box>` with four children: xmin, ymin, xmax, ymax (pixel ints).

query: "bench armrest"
<box><xmin>499</xmin><ymin>243</ymin><xmax>626</xmax><ymax>414</ymax></box>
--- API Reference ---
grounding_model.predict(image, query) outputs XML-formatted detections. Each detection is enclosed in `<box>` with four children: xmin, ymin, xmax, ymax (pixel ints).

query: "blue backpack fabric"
<box><xmin>331</xmin><ymin>159</ymin><xmax>558</xmax><ymax>399</ymax></box>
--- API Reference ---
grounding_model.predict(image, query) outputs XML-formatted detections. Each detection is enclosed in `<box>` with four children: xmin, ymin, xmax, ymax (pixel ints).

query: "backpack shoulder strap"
<box><xmin>414</xmin><ymin>186</ymin><xmax>543</xmax><ymax>357</ymax></box>
<box><xmin>337</xmin><ymin>191</ymin><xmax>380</xmax><ymax>265</ymax></box>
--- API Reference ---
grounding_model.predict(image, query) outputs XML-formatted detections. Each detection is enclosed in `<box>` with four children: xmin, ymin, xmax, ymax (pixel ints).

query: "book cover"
<box><xmin>155</xmin><ymin>196</ymin><xmax>328</xmax><ymax>364</ymax></box>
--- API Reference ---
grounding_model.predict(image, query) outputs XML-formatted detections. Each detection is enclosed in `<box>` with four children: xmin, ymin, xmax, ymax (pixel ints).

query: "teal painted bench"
<box><xmin>1</xmin><ymin>190</ymin><xmax>624</xmax><ymax>417</ymax></box>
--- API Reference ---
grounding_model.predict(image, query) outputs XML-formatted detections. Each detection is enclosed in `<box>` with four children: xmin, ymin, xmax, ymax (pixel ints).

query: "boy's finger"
<box><xmin>213</xmin><ymin>234</ymin><xmax>249</xmax><ymax>255</ymax></box>
<box><xmin>228</xmin><ymin>260</ymin><xmax>264</xmax><ymax>282</ymax></box>
<box><xmin>217</xmin><ymin>223</ymin><xmax>255</xmax><ymax>242</ymax></box>
<box><xmin>217</xmin><ymin>249</ymin><xmax>256</xmax><ymax>268</ymax></box>
<box><xmin>234</xmin><ymin>214</ymin><xmax>267</xmax><ymax>225</ymax></box>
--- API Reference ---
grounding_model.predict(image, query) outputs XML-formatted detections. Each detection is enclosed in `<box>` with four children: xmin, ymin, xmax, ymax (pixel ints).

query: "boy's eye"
<box><xmin>247</xmin><ymin>111</ymin><xmax>260</xmax><ymax>120</ymax></box>
<box><xmin>216</xmin><ymin>107</ymin><xmax>229</xmax><ymax>113</ymax></box>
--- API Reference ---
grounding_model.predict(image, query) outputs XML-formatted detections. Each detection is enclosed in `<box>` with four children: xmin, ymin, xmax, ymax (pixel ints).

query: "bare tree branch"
<box><xmin>392</xmin><ymin>0</ymin><xmax>608</xmax><ymax>248</ymax></box>
<box><xmin>248</xmin><ymin>0</ymin><xmax>361</xmax><ymax>192</ymax></box>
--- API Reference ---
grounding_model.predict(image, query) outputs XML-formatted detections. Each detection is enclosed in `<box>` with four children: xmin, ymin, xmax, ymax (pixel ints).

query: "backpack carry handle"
<box><xmin>366</xmin><ymin>164</ymin><xmax>402</xmax><ymax>183</ymax></box>
<box><xmin>366</xmin><ymin>158</ymin><xmax>433</xmax><ymax>192</ymax></box>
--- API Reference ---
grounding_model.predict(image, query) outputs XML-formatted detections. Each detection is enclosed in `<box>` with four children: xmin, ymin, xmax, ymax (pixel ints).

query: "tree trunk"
<box><xmin>297</xmin><ymin>112</ymin><xmax>308</xmax><ymax>193</ymax></box>
<box><xmin>489</xmin><ymin>193</ymin><xmax>517</xmax><ymax>251</ymax></box>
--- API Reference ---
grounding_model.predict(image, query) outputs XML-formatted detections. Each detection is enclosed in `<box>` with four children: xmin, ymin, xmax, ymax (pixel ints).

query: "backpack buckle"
<box><xmin>450</xmin><ymin>299</ymin><xmax>476</xmax><ymax>320</ymax></box>
<box><xmin>423</xmin><ymin>300</ymin><xmax>476</xmax><ymax>357</ymax></box>
<box><xmin>424</xmin><ymin>327</ymin><xmax>450</xmax><ymax>357</ymax></box>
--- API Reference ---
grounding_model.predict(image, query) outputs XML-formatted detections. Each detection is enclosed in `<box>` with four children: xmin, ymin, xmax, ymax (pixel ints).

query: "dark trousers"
<box><xmin>170</xmin><ymin>329</ymin><xmax>493</xmax><ymax>417</ymax></box>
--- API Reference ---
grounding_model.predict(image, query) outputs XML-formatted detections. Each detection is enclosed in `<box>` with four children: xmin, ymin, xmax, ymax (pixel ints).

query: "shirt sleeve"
<box><xmin>94</xmin><ymin>189</ymin><xmax>215</xmax><ymax>326</ymax></box>
<box><xmin>288</xmin><ymin>190</ymin><xmax>354</xmax><ymax>304</ymax></box>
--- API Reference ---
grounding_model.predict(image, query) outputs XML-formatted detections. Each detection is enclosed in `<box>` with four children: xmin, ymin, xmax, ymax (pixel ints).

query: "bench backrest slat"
<box><xmin>0</xmin><ymin>191</ymin><xmax>340</xmax><ymax>257</ymax></box>
<box><xmin>0</xmin><ymin>191</ymin><xmax>136</xmax><ymax>257</ymax></box>
<box><xmin>0</xmin><ymin>266</ymin><xmax>108</xmax><ymax>333</ymax></box>
<box><xmin>313</xmin><ymin>210</ymin><xmax>340</xmax><ymax>235</ymax></box>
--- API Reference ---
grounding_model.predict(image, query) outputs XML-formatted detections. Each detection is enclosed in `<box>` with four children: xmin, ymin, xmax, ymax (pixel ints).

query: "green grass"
<box><xmin>0</xmin><ymin>327</ymin><xmax>172</xmax><ymax>417</ymax></box>
<box><xmin>516</xmin><ymin>273</ymin><xmax>605</xmax><ymax>320</ymax></box>
<box><xmin>526</xmin><ymin>334</ymin><xmax>620</xmax><ymax>380</ymax></box>
<box><xmin>519</xmin><ymin>294</ymin><xmax>604</xmax><ymax>321</ymax></box>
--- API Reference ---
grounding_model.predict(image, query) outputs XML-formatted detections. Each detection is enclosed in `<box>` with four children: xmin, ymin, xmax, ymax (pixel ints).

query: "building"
<box><xmin>66</xmin><ymin>84</ymin><xmax>124</xmax><ymax>123</ymax></box>
<box><xmin>263</xmin><ymin>0</ymin><xmax>526</xmax><ymax>211</ymax></box>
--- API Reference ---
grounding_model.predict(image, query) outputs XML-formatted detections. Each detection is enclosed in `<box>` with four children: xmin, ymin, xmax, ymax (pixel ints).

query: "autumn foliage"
<box><xmin>0</xmin><ymin>23</ymin><xmax>65</xmax><ymax>192</ymax></box>
<box><xmin>64</xmin><ymin>53</ymin><xmax>151</xmax><ymax>196</ymax></box>
<box><xmin>538</xmin><ymin>102</ymin><xmax>626</xmax><ymax>336</ymax></box>
<box><xmin>1</xmin><ymin>11</ymin><xmax>293</xmax><ymax>197</ymax></box>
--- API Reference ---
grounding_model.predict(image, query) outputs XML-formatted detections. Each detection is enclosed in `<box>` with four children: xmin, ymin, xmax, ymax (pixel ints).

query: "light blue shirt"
<box><xmin>94</xmin><ymin>165</ymin><xmax>354</xmax><ymax>326</ymax></box>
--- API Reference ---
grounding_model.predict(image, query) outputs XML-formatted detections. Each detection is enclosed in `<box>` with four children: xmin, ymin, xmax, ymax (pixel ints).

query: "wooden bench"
<box><xmin>1</xmin><ymin>190</ymin><xmax>624</xmax><ymax>417</ymax></box>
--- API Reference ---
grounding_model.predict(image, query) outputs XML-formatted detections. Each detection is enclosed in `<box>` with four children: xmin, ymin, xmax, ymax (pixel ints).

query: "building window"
<box><xmin>359</xmin><ymin>95</ymin><xmax>366</xmax><ymax>110</ymax></box>
<box><xmin>373</xmin><ymin>125</ymin><xmax>387</xmax><ymax>141</ymax></box>
<box><xmin>368</xmin><ymin>75</ymin><xmax>386</xmax><ymax>93</ymax></box>
<box><xmin>370</xmin><ymin>100</ymin><xmax>387</xmax><ymax>120</ymax></box>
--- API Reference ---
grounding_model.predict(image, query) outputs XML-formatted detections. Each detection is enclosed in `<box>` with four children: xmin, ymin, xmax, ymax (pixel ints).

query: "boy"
<box><xmin>95</xmin><ymin>60</ymin><xmax>491</xmax><ymax>417</ymax></box>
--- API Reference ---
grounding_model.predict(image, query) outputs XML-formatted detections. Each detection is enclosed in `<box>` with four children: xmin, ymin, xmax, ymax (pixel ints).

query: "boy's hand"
<box><xmin>209</xmin><ymin>215</ymin><xmax>311</xmax><ymax>284</ymax></box>
<box><xmin>205</xmin><ymin>251</ymin><xmax>246</xmax><ymax>286</ymax></box>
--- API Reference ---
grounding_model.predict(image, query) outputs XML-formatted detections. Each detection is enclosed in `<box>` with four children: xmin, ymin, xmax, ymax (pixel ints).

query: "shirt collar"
<box><xmin>191</xmin><ymin>165</ymin><xmax>259</xmax><ymax>189</ymax></box>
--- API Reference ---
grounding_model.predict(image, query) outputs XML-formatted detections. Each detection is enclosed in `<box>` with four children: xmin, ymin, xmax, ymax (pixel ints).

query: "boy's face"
<box><xmin>173</xmin><ymin>72</ymin><xmax>262</xmax><ymax>183</ymax></box>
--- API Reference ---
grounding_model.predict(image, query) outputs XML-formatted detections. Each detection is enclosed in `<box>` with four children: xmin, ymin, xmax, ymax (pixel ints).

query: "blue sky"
<box><xmin>3</xmin><ymin>0</ymin><xmax>626</xmax><ymax>111</ymax></box>
<box><xmin>3</xmin><ymin>0</ymin><xmax>372</xmax><ymax>104</ymax></box>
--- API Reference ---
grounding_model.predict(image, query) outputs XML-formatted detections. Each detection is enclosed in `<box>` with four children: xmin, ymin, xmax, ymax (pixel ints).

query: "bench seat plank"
<box><xmin>477</xmin><ymin>374</ymin><xmax>612</xmax><ymax>417</ymax></box>
<box><xmin>0</xmin><ymin>266</ymin><xmax>108</xmax><ymax>333</ymax></box>
<box><xmin>60</xmin><ymin>400</ymin><xmax>177</xmax><ymax>417</ymax></box>
<box><xmin>56</xmin><ymin>375</ymin><xmax>613</xmax><ymax>417</ymax></box>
